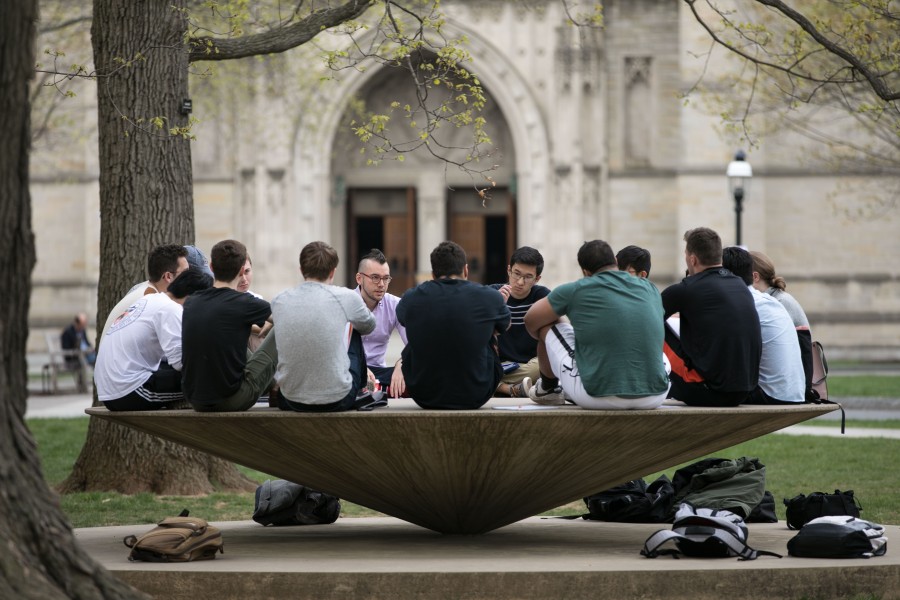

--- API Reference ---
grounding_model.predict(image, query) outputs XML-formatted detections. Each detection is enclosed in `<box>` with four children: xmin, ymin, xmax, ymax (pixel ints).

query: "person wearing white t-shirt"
<box><xmin>95</xmin><ymin>268</ymin><xmax>212</xmax><ymax>411</ymax></box>
<box><xmin>722</xmin><ymin>247</ymin><xmax>805</xmax><ymax>404</ymax></box>
<box><xmin>101</xmin><ymin>244</ymin><xmax>191</xmax><ymax>338</ymax></box>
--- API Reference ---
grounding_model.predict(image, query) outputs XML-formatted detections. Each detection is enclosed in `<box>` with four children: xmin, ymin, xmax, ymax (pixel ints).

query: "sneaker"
<box><xmin>528</xmin><ymin>378</ymin><xmax>566</xmax><ymax>406</ymax></box>
<box><xmin>509</xmin><ymin>377</ymin><xmax>532</xmax><ymax>398</ymax></box>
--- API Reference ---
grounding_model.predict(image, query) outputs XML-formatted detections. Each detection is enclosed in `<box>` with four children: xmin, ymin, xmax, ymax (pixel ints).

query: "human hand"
<box><xmin>391</xmin><ymin>360</ymin><xmax>406</xmax><ymax>398</ymax></box>
<box><xmin>498</xmin><ymin>284</ymin><xmax>511</xmax><ymax>301</ymax></box>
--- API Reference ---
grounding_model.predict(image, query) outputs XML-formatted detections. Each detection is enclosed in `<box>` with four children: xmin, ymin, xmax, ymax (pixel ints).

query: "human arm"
<box><xmin>524</xmin><ymin>297</ymin><xmax>561</xmax><ymax>340</ymax></box>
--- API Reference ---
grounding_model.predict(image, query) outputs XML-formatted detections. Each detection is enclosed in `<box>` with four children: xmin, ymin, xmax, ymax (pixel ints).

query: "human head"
<box><xmin>167</xmin><ymin>267</ymin><xmax>214</xmax><ymax>302</ymax></box>
<box><xmin>147</xmin><ymin>244</ymin><xmax>189</xmax><ymax>290</ymax></box>
<box><xmin>210</xmin><ymin>239</ymin><xmax>249</xmax><ymax>283</ymax></box>
<box><xmin>616</xmin><ymin>245</ymin><xmax>651</xmax><ymax>278</ymax></box>
<box><xmin>750</xmin><ymin>250</ymin><xmax>787</xmax><ymax>291</ymax></box>
<box><xmin>73</xmin><ymin>312</ymin><xmax>88</xmax><ymax>331</ymax></box>
<box><xmin>722</xmin><ymin>246</ymin><xmax>753</xmax><ymax>286</ymax></box>
<box><xmin>299</xmin><ymin>241</ymin><xmax>339</xmax><ymax>281</ymax></box>
<box><xmin>577</xmin><ymin>240</ymin><xmax>617</xmax><ymax>275</ymax></box>
<box><xmin>356</xmin><ymin>248</ymin><xmax>391</xmax><ymax>306</ymax></box>
<box><xmin>431</xmin><ymin>241</ymin><xmax>467</xmax><ymax>279</ymax></box>
<box><xmin>683</xmin><ymin>227</ymin><xmax>723</xmax><ymax>274</ymax></box>
<box><xmin>506</xmin><ymin>246</ymin><xmax>543</xmax><ymax>299</ymax></box>
<box><xmin>184</xmin><ymin>245</ymin><xmax>214</xmax><ymax>278</ymax></box>
<box><xmin>237</xmin><ymin>256</ymin><xmax>253</xmax><ymax>293</ymax></box>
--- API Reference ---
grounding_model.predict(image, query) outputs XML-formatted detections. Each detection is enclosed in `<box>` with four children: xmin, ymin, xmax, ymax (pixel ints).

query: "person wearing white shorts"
<box><xmin>524</xmin><ymin>240</ymin><xmax>671</xmax><ymax>410</ymax></box>
<box><xmin>544</xmin><ymin>322</ymin><xmax>670</xmax><ymax>409</ymax></box>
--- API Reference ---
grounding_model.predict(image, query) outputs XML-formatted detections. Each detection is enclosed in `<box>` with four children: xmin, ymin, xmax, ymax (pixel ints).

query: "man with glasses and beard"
<box><xmin>489</xmin><ymin>246</ymin><xmax>551</xmax><ymax>398</ymax></box>
<box><xmin>354</xmin><ymin>249</ymin><xmax>408</xmax><ymax>398</ymax></box>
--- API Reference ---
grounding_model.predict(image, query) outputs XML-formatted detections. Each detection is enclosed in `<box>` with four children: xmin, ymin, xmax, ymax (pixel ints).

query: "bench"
<box><xmin>85</xmin><ymin>398</ymin><xmax>837</xmax><ymax>534</ymax></box>
<box><xmin>43</xmin><ymin>332</ymin><xmax>91</xmax><ymax>394</ymax></box>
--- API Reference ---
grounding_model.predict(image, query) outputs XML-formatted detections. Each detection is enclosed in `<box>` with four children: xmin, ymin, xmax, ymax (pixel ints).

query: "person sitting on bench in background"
<box><xmin>271</xmin><ymin>241</ymin><xmax>377</xmax><ymax>412</ymax></box>
<box><xmin>524</xmin><ymin>239</ymin><xmax>670</xmax><ymax>409</ymax></box>
<box><xmin>95</xmin><ymin>268</ymin><xmax>212</xmax><ymax>411</ymax></box>
<box><xmin>182</xmin><ymin>239</ymin><xmax>276</xmax><ymax>412</ymax></box>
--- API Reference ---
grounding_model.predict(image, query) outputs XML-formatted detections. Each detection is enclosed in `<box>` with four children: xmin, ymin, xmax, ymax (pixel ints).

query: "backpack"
<box><xmin>784</xmin><ymin>489</ymin><xmax>861</xmax><ymax>530</ymax></box>
<box><xmin>641</xmin><ymin>503</ymin><xmax>782</xmax><ymax>560</ymax></box>
<box><xmin>583</xmin><ymin>476</ymin><xmax>675</xmax><ymax>523</ymax></box>
<box><xmin>252</xmin><ymin>479</ymin><xmax>341</xmax><ymax>526</ymax></box>
<box><xmin>123</xmin><ymin>510</ymin><xmax>223</xmax><ymax>562</ymax></box>
<box><xmin>671</xmin><ymin>457</ymin><xmax>767</xmax><ymax>520</ymax></box>
<box><xmin>787</xmin><ymin>516</ymin><xmax>887</xmax><ymax>558</ymax></box>
<box><xmin>810</xmin><ymin>340</ymin><xmax>828</xmax><ymax>401</ymax></box>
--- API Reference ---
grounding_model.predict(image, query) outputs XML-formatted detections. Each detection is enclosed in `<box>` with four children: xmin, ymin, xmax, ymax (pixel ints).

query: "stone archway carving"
<box><xmin>290</xmin><ymin>19</ymin><xmax>552</xmax><ymax>265</ymax></box>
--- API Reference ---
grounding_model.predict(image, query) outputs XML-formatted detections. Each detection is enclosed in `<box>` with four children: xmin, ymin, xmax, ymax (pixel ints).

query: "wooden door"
<box><xmin>450</xmin><ymin>215</ymin><xmax>487</xmax><ymax>283</ymax></box>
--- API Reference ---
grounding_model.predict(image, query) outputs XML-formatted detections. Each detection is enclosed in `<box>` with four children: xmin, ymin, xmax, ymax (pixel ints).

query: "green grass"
<box><xmin>829</xmin><ymin>375</ymin><xmax>900</xmax><ymax>398</ymax></box>
<box><xmin>28</xmin><ymin>417</ymin><xmax>900</xmax><ymax>528</ymax></box>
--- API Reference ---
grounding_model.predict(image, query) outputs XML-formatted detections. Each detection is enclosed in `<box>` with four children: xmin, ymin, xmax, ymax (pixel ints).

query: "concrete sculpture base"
<box><xmin>86</xmin><ymin>399</ymin><xmax>836</xmax><ymax>534</ymax></box>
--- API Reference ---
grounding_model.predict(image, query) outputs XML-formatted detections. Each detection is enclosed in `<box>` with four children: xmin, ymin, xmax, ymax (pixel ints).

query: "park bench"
<box><xmin>86</xmin><ymin>399</ymin><xmax>837</xmax><ymax>535</ymax></box>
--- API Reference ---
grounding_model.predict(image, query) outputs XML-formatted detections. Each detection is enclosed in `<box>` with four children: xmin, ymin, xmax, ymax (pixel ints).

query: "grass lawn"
<box><xmin>828</xmin><ymin>374</ymin><xmax>900</xmax><ymax>398</ymax></box>
<box><xmin>28</xmin><ymin>416</ymin><xmax>900</xmax><ymax>528</ymax></box>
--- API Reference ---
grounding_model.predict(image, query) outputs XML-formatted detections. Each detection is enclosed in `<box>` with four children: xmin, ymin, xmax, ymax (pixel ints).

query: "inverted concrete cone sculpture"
<box><xmin>87</xmin><ymin>400</ymin><xmax>836</xmax><ymax>534</ymax></box>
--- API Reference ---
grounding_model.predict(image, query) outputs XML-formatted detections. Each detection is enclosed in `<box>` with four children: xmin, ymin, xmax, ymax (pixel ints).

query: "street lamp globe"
<box><xmin>726</xmin><ymin>150</ymin><xmax>753</xmax><ymax>246</ymax></box>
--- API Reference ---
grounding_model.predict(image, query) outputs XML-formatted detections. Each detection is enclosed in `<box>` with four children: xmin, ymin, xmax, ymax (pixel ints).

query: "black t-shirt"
<box><xmin>661</xmin><ymin>267</ymin><xmax>761</xmax><ymax>392</ymax></box>
<box><xmin>397</xmin><ymin>278</ymin><xmax>511</xmax><ymax>409</ymax></box>
<box><xmin>488</xmin><ymin>283</ymin><xmax>551</xmax><ymax>363</ymax></box>
<box><xmin>182</xmin><ymin>287</ymin><xmax>270</xmax><ymax>403</ymax></box>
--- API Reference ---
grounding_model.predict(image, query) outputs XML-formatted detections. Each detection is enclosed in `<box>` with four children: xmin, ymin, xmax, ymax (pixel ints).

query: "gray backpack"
<box><xmin>642</xmin><ymin>503</ymin><xmax>781</xmax><ymax>560</ymax></box>
<box><xmin>252</xmin><ymin>479</ymin><xmax>341</xmax><ymax>526</ymax></box>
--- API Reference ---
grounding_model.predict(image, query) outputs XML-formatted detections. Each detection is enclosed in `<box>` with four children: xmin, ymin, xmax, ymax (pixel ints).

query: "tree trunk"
<box><xmin>0</xmin><ymin>2</ymin><xmax>146</xmax><ymax>597</ymax></box>
<box><xmin>63</xmin><ymin>0</ymin><xmax>254</xmax><ymax>495</ymax></box>
<box><xmin>60</xmin><ymin>418</ymin><xmax>257</xmax><ymax>495</ymax></box>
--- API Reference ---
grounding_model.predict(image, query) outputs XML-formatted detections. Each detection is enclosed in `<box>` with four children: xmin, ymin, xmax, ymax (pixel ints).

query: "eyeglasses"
<box><xmin>359</xmin><ymin>273</ymin><xmax>392</xmax><ymax>284</ymax></box>
<box><xmin>508</xmin><ymin>269</ymin><xmax>536</xmax><ymax>283</ymax></box>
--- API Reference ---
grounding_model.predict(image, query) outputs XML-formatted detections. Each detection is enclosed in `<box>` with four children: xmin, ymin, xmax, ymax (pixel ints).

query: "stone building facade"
<box><xmin>28</xmin><ymin>0</ymin><xmax>900</xmax><ymax>359</ymax></box>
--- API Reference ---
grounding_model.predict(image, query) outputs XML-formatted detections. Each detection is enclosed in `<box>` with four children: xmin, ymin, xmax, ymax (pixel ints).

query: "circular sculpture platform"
<box><xmin>86</xmin><ymin>399</ymin><xmax>837</xmax><ymax>534</ymax></box>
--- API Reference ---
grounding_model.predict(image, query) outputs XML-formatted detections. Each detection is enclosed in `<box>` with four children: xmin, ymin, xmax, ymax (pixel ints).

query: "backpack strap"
<box><xmin>550</xmin><ymin>325</ymin><xmax>575</xmax><ymax>358</ymax></box>
<box><xmin>641</xmin><ymin>528</ymin><xmax>782</xmax><ymax>561</ymax></box>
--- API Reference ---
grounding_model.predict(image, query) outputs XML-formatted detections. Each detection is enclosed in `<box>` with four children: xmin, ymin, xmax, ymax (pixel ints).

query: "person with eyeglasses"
<box><xmin>354</xmin><ymin>248</ymin><xmax>408</xmax><ymax>398</ymax></box>
<box><xmin>488</xmin><ymin>246</ymin><xmax>551</xmax><ymax>398</ymax></box>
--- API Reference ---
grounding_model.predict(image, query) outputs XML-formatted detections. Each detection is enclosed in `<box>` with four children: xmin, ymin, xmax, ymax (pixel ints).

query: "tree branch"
<box><xmin>756</xmin><ymin>0</ymin><xmax>899</xmax><ymax>101</ymax></box>
<box><xmin>188</xmin><ymin>0</ymin><xmax>374</xmax><ymax>62</ymax></box>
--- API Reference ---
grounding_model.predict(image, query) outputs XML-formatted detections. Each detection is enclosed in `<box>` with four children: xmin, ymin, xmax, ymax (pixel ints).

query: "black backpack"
<box><xmin>641</xmin><ymin>503</ymin><xmax>782</xmax><ymax>560</ymax></box>
<box><xmin>784</xmin><ymin>489</ymin><xmax>861</xmax><ymax>530</ymax></box>
<box><xmin>787</xmin><ymin>516</ymin><xmax>887</xmax><ymax>558</ymax></box>
<box><xmin>252</xmin><ymin>480</ymin><xmax>341</xmax><ymax>526</ymax></box>
<box><xmin>583</xmin><ymin>476</ymin><xmax>675</xmax><ymax>523</ymax></box>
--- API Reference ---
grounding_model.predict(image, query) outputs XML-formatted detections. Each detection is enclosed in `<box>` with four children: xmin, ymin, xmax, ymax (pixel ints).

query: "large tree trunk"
<box><xmin>0</xmin><ymin>2</ymin><xmax>146</xmax><ymax>597</ymax></box>
<box><xmin>62</xmin><ymin>0</ymin><xmax>254</xmax><ymax>495</ymax></box>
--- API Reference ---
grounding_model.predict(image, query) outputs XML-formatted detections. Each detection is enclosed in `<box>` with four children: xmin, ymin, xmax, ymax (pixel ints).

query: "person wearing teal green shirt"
<box><xmin>524</xmin><ymin>240</ymin><xmax>670</xmax><ymax>409</ymax></box>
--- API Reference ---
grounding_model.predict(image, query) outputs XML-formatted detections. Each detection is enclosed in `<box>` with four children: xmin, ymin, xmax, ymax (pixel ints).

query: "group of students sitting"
<box><xmin>93</xmin><ymin>226</ymin><xmax>815</xmax><ymax>413</ymax></box>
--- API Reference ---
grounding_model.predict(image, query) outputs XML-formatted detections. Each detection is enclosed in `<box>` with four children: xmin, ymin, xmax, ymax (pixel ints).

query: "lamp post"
<box><xmin>726</xmin><ymin>150</ymin><xmax>752</xmax><ymax>247</ymax></box>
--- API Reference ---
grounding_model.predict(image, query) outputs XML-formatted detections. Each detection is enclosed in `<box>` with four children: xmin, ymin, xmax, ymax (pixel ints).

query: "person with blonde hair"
<box><xmin>750</xmin><ymin>250</ymin><xmax>815</xmax><ymax>400</ymax></box>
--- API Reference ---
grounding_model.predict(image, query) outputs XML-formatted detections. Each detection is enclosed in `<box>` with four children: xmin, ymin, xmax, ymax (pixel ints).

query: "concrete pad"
<box><xmin>75</xmin><ymin>517</ymin><xmax>900</xmax><ymax>600</ymax></box>
<box><xmin>86</xmin><ymin>400</ymin><xmax>836</xmax><ymax>534</ymax></box>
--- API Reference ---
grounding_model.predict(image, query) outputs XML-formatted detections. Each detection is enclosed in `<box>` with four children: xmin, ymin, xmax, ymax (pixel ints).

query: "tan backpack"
<box><xmin>124</xmin><ymin>511</ymin><xmax>223</xmax><ymax>562</ymax></box>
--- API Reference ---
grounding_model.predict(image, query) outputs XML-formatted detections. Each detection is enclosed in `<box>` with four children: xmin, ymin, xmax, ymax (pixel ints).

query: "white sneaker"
<box><xmin>528</xmin><ymin>378</ymin><xmax>566</xmax><ymax>406</ymax></box>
